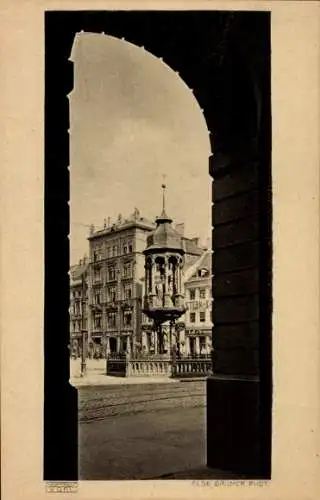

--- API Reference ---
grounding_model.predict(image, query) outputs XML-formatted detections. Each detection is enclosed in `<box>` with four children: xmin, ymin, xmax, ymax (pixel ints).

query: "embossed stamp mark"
<box><xmin>45</xmin><ymin>482</ymin><xmax>78</xmax><ymax>494</ymax></box>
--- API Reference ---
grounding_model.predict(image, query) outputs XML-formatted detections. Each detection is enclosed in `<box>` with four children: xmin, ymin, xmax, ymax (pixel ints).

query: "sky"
<box><xmin>70</xmin><ymin>33</ymin><xmax>212</xmax><ymax>264</ymax></box>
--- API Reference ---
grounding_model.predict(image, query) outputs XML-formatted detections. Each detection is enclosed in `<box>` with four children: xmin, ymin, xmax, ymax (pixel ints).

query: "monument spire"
<box><xmin>155</xmin><ymin>175</ymin><xmax>172</xmax><ymax>225</ymax></box>
<box><xmin>161</xmin><ymin>177</ymin><xmax>166</xmax><ymax>213</ymax></box>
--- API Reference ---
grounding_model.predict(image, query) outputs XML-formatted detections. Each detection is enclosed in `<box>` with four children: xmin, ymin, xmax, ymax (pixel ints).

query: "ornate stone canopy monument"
<box><xmin>142</xmin><ymin>184</ymin><xmax>186</xmax><ymax>356</ymax></box>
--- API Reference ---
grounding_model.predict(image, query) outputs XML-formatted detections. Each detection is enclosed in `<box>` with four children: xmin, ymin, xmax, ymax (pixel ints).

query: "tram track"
<box><xmin>79</xmin><ymin>382</ymin><xmax>206</xmax><ymax>423</ymax></box>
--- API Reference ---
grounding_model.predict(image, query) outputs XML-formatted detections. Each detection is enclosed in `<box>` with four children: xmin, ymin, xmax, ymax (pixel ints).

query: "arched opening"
<box><xmin>45</xmin><ymin>11</ymin><xmax>271</xmax><ymax>481</ymax></box>
<box><xmin>69</xmin><ymin>33</ymin><xmax>212</xmax><ymax>264</ymax></box>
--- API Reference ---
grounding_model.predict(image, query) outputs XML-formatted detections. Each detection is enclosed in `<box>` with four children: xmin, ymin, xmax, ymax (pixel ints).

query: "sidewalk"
<box><xmin>70</xmin><ymin>373</ymin><xmax>180</xmax><ymax>387</ymax></box>
<box><xmin>69</xmin><ymin>359</ymin><xmax>179</xmax><ymax>387</ymax></box>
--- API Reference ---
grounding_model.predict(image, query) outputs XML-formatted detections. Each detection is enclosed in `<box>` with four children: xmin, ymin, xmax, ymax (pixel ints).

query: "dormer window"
<box><xmin>199</xmin><ymin>268</ymin><xmax>209</xmax><ymax>277</ymax></box>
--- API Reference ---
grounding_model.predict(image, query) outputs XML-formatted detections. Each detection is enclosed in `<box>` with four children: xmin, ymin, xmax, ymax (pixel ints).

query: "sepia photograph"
<box><xmin>44</xmin><ymin>9</ymin><xmax>272</xmax><ymax>484</ymax></box>
<box><xmin>69</xmin><ymin>31</ymin><xmax>212</xmax><ymax>480</ymax></box>
<box><xmin>2</xmin><ymin>2</ymin><xmax>320</xmax><ymax>499</ymax></box>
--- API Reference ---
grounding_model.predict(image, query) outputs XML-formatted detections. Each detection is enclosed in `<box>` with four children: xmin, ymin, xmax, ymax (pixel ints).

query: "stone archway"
<box><xmin>45</xmin><ymin>10</ymin><xmax>271</xmax><ymax>480</ymax></box>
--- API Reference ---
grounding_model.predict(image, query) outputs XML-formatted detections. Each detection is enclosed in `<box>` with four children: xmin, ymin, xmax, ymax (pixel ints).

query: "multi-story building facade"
<box><xmin>87</xmin><ymin>208</ymin><xmax>154</xmax><ymax>357</ymax></box>
<box><xmin>183</xmin><ymin>248</ymin><xmax>213</xmax><ymax>355</ymax></box>
<box><xmin>69</xmin><ymin>256</ymin><xmax>89</xmax><ymax>357</ymax></box>
<box><xmin>69</xmin><ymin>208</ymin><xmax>206</xmax><ymax>358</ymax></box>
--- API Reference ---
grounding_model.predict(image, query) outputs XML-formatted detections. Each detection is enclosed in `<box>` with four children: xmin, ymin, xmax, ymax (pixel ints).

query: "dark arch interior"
<box><xmin>45</xmin><ymin>10</ymin><xmax>271</xmax><ymax>480</ymax></box>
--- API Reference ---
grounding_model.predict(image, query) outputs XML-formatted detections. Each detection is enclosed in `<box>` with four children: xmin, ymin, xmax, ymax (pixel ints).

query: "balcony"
<box><xmin>121</xmin><ymin>274</ymin><xmax>133</xmax><ymax>281</ymax></box>
<box><xmin>106</xmin><ymin>278</ymin><xmax>117</xmax><ymax>284</ymax></box>
<box><xmin>121</xmin><ymin>299</ymin><xmax>134</xmax><ymax>310</ymax></box>
<box><xmin>92</xmin><ymin>279</ymin><xmax>102</xmax><ymax>286</ymax></box>
<box><xmin>70</xmin><ymin>331</ymin><xmax>82</xmax><ymax>339</ymax></box>
<box><xmin>121</xmin><ymin>325</ymin><xmax>133</xmax><ymax>332</ymax></box>
<box><xmin>70</xmin><ymin>313</ymin><xmax>82</xmax><ymax>319</ymax></box>
<box><xmin>105</xmin><ymin>301</ymin><xmax>118</xmax><ymax>311</ymax></box>
<box><xmin>90</xmin><ymin>303</ymin><xmax>102</xmax><ymax>312</ymax></box>
<box><xmin>92</xmin><ymin>331</ymin><xmax>102</xmax><ymax>338</ymax></box>
<box><xmin>106</xmin><ymin>324</ymin><xmax>117</xmax><ymax>331</ymax></box>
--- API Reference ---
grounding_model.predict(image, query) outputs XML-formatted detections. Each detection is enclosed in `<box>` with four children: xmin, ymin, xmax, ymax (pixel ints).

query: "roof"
<box><xmin>144</xmin><ymin>209</ymin><xmax>184</xmax><ymax>254</ymax></box>
<box><xmin>184</xmin><ymin>248</ymin><xmax>212</xmax><ymax>283</ymax></box>
<box><xmin>183</xmin><ymin>238</ymin><xmax>203</xmax><ymax>256</ymax></box>
<box><xmin>88</xmin><ymin>211</ymin><xmax>155</xmax><ymax>240</ymax></box>
<box><xmin>70</xmin><ymin>260</ymin><xmax>89</xmax><ymax>285</ymax></box>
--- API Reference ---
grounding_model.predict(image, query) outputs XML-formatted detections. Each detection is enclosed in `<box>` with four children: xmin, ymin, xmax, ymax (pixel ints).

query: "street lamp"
<box><xmin>81</xmin><ymin>330</ymin><xmax>87</xmax><ymax>377</ymax></box>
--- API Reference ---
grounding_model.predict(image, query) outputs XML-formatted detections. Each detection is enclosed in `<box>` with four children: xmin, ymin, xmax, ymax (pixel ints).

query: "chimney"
<box><xmin>175</xmin><ymin>223</ymin><xmax>185</xmax><ymax>236</ymax></box>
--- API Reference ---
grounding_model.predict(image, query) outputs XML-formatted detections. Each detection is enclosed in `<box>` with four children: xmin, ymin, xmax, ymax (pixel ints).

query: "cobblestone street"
<box><xmin>79</xmin><ymin>381</ymin><xmax>206</xmax><ymax>480</ymax></box>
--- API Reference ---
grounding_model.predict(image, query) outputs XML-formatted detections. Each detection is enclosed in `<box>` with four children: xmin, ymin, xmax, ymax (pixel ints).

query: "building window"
<box><xmin>94</xmin><ymin>292</ymin><xmax>101</xmax><ymax>305</ymax></box>
<box><xmin>200</xmin><ymin>311</ymin><xmax>206</xmax><ymax>322</ymax></box>
<box><xmin>94</xmin><ymin>315</ymin><xmax>102</xmax><ymax>330</ymax></box>
<box><xmin>123</xmin><ymin>262</ymin><xmax>132</xmax><ymax>279</ymax></box>
<box><xmin>107</xmin><ymin>312</ymin><xmax>117</xmax><ymax>328</ymax></box>
<box><xmin>123</xmin><ymin>310</ymin><xmax>132</xmax><ymax>326</ymax></box>
<box><xmin>121</xmin><ymin>338</ymin><xmax>127</xmax><ymax>353</ymax></box>
<box><xmin>199</xmin><ymin>268</ymin><xmax>209</xmax><ymax>277</ymax></box>
<box><xmin>98</xmin><ymin>245</ymin><xmax>103</xmax><ymax>259</ymax></box>
<box><xmin>112</xmin><ymin>246</ymin><xmax>117</xmax><ymax>257</ymax></box>
<box><xmin>94</xmin><ymin>268</ymin><xmax>101</xmax><ymax>282</ymax></box>
<box><xmin>123</xmin><ymin>244</ymin><xmax>127</xmax><ymax>254</ymax></box>
<box><xmin>210</xmin><ymin>311</ymin><xmax>213</xmax><ymax>323</ymax></box>
<box><xmin>108</xmin><ymin>266</ymin><xmax>116</xmax><ymax>281</ymax></box>
<box><xmin>128</xmin><ymin>243</ymin><xmax>133</xmax><ymax>253</ymax></box>
<box><xmin>143</xmin><ymin>313</ymin><xmax>151</xmax><ymax>324</ymax></box>
<box><xmin>123</xmin><ymin>284</ymin><xmax>132</xmax><ymax>300</ymax></box>
<box><xmin>190</xmin><ymin>312</ymin><xmax>196</xmax><ymax>323</ymax></box>
<box><xmin>200</xmin><ymin>336</ymin><xmax>206</xmax><ymax>351</ymax></box>
<box><xmin>199</xmin><ymin>288</ymin><xmax>206</xmax><ymax>299</ymax></box>
<box><xmin>108</xmin><ymin>287</ymin><xmax>116</xmax><ymax>302</ymax></box>
<box><xmin>189</xmin><ymin>289</ymin><xmax>196</xmax><ymax>300</ymax></box>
